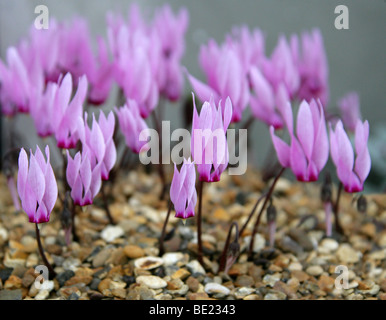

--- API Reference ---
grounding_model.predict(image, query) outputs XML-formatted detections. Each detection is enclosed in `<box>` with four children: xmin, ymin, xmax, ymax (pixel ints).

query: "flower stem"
<box><xmin>71</xmin><ymin>201</ymin><xmax>79</xmax><ymax>243</ymax></box>
<box><xmin>239</xmin><ymin>193</ymin><xmax>267</xmax><ymax>237</ymax></box>
<box><xmin>197</xmin><ymin>180</ymin><xmax>204</xmax><ymax>265</ymax></box>
<box><xmin>35</xmin><ymin>223</ymin><xmax>56</xmax><ymax>279</ymax></box>
<box><xmin>248</xmin><ymin>167</ymin><xmax>285</xmax><ymax>259</ymax></box>
<box><xmin>101</xmin><ymin>182</ymin><xmax>115</xmax><ymax>225</ymax></box>
<box><xmin>218</xmin><ymin>222</ymin><xmax>239</xmax><ymax>273</ymax></box>
<box><xmin>333</xmin><ymin>182</ymin><xmax>344</xmax><ymax>235</ymax></box>
<box><xmin>324</xmin><ymin>201</ymin><xmax>332</xmax><ymax>237</ymax></box>
<box><xmin>158</xmin><ymin>200</ymin><xmax>173</xmax><ymax>256</ymax></box>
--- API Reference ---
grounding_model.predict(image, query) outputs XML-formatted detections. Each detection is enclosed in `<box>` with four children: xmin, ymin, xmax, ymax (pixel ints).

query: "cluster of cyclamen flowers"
<box><xmin>0</xmin><ymin>4</ymin><xmax>372</xmax><ymax>273</ymax></box>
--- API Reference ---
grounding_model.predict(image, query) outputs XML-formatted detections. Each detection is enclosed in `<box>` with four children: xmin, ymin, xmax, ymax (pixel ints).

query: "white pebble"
<box><xmin>136</xmin><ymin>276</ymin><xmax>167</xmax><ymax>289</ymax></box>
<box><xmin>100</xmin><ymin>225</ymin><xmax>124</xmax><ymax>243</ymax></box>
<box><xmin>204</xmin><ymin>283</ymin><xmax>230</xmax><ymax>296</ymax></box>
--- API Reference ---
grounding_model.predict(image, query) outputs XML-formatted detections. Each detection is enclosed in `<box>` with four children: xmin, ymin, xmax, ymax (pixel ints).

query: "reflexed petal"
<box><xmin>270</xmin><ymin>126</ymin><xmax>290</xmax><ymax>167</ymax></box>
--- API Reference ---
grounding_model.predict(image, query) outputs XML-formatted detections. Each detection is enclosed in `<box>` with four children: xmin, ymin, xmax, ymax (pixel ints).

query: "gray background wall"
<box><xmin>1</xmin><ymin>0</ymin><xmax>385</xmax><ymax>189</ymax></box>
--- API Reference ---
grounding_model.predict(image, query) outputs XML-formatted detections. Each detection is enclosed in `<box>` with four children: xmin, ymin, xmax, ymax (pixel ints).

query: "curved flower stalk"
<box><xmin>66</xmin><ymin>150</ymin><xmax>102</xmax><ymax>207</ymax></box>
<box><xmin>53</xmin><ymin>73</ymin><xmax>88</xmax><ymax>149</ymax></box>
<box><xmin>329</xmin><ymin>119</ymin><xmax>371</xmax><ymax>193</ymax></box>
<box><xmin>17</xmin><ymin>145</ymin><xmax>58</xmax><ymax>223</ymax></box>
<box><xmin>115</xmin><ymin>99</ymin><xmax>150</xmax><ymax>154</ymax></box>
<box><xmin>291</xmin><ymin>29</ymin><xmax>329</xmax><ymax>106</ymax></box>
<box><xmin>270</xmin><ymin>99</ymin><xmax>329</xmax><ymax>181</ymax></box>
<box><xmin>337</xmin><ymin>91</ymin><xmax>361</xmax><ymax>133</ymax></box>
<box><xmin>191</xmin><ymin>94</ymin><xmax>233</xmax><ymax>182</ymax></box>
<box><xmin>187</xmin><ymin>40</ymin><xmax>249</xmax><ymax>123</ymax></box>
<box><xmin>170</xmin><ymin>158</ymin><xmax>197</xmax><ymax>221</ymax></box>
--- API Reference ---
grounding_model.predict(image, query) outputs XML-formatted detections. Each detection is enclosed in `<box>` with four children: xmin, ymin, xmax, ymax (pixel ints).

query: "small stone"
<box><xmin>162</xmin><ymin>252</ymin><xmax>185</xmax><ymax>266</ymax></box>
<box><xmin>187</xmin><ymin>292</ymin><xmax>211</xmax><ymax>300</ymax></box>
<box><xmin>186</xmin><ymin>276</ymin><xmax>200</xmax><ymax>292</ymax></box>
<box><xmin>289</xmin><ymin>229</ymin><xmax>314</xmax><ymax>251</ymax></box>
<box><xmin>318</xmin><ymin>275</ymin><xmax>335</xmax><ymax>293</ymax></box>
<box><xmin>92</xmin><ymin>248</ymin><xmax>113</xmax><ymax>268</ymax></box>
<box><xmin>112</xmin><ymin>288</ymin><xmax>126</xmax><ymax>299</ymax></box>
<box><xmin>22</xmin><ymin>272</ymin><xmax>36</xmax><ymax>288</ymax></box>
<box><xmin>291</xmin><ymin>270</ymin><xmax>309</xmax><ymax>282</ymax></box>
<box><xmin>123</xmin><ymin>245</ymin><xmax>145</xmax><ymax>259</ymax></box>
<box><xmin>186</xmin><ymin>260</ymin><xmax>206</xmax><ymax>275</ymax></box>
<box><xmin>100</xmin><ymin>225</ymin><xmax>124</xmax><ymax>243</ymax></box>
<box><xmin>0</xmin><ymin>228</ymin><xmax>8</xmax><ymax>242</ymax></box>
<box><xmin>204</xmin><ymin>283</ymin><xmax>230</xmax><ymax>297</ymax></box>
<box><xmin>0</xmin><ymin>289</ymin><xmax>22</xmax><ymax>300</ymax></box>
<box><xmin>56</xmin><ymin>270</ymin><xmax>75</xmax><ymax>287</ymax></box>
<box><xmin>26</xmin><ymin>253</ymin><xmax>39</xmax><ymax>268</ymax></box>
<box><xmin>0</xmin><ymin>268</ymin><xmax>13</xmax><ymax>283</ymax></box>
<box><xmin>262</xmin><ymin>274</ymin><xmax>281</xmax><ymax>287</ymax></box>
<box><xmin>35</xmin><ymin>290</ymin><xmax>50</xmax><ymax>300</ymax></box>
<box><xmin>4</xmin><ymin>275</ymin><xmax>22</xmax><ymax>290</ymax></box>
<box><xmin>306</xmin><ymin>265</ymin><xmax>324</xmax><ymax>277</ymax></box>
<box><xmin>62</xmin><ymin>258</ymin><xmax>81</xmax><ymax>271</ymax></box>
<box><xmin>234</xmin><ymin>287</ymin><xmax>255</xmax><ymax>299</ymax></box>
<box><xmin>288</xmin><ymin>262</ymin><xmax>303</xmax><ymax>271</ymax></box>
<box><xmin>264</xmin><ymin>291</ymin><xmax>287</xmax><ymax>300</ymax></box>
<box><xmin>136</xmin><ymin>275</ymin><xmax>167</xmax><ymax>289</ymax></box>
<box><xmin>134</xmin><ymin>257</ymin><xmax>164</xmax><ymax>270</ymax></box>
<box><xmin>244</xmin><ymin>234</ymin><xmax>265</xmax><ymax>253</ymax></box>
<box><xmin>336</xmin><ymin>244</ymin><xmax>360</xmax><ymax>264</ymax></box>
<box><xmin>234</xmin><ymin>275</ymin><xmax>255</xmax><ymax>287</ymax></box>
<box><xmin>65</xmin><ymin>276</ymin><xmax>93</xmax><ymax>287</ymax></box>
<box><xmin>243</xmin><ymin>294</ymin><xmax>262</xmax><ymax>300</ymax></box>
<box><xmin>319</xmin><ymin>238</ymin><xmax>339</xmax><ymax>252</ymax></box>
<box><xmin>171</xmin><ymin>268</ymin><xmax>190</xmax><ymax>280</ymax></box>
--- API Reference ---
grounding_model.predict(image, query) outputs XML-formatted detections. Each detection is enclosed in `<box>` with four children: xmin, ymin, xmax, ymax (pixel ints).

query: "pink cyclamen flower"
<box><xmin>337</xmin><ymin>91</ymin><xmax>361</xmax><ymax>133</ymax></box>
<box><xmin>291</xmin><ymin>29</ymin><xmax>329</xmax><ymax>106</ymax></box>
<box><xmin>66</xmin><ymin>150</ymin><xmax>102</xmax><ymax>206</ymax></box>
<box><xmin>170</xmin><ymin>158</ymin><xmax>197</xmax><ymax>220</ymax></box>
<box><xmin>53</xmin><ymin>73</ymin><xmax>88</xmax><ymax>149</ymax></box>
<box><xmin>17</xmin><ymin>146</ymin><xmax>58</xmax><ymax>223</ymax></box>
<box><xmin>191</xmin><ymin>93</ymin><xmax>232</xmax><ymax>182</ymax></box>
<box><xmin>270</xmin><ymin>99</ymin><xmax>329</xmax><ymax>181</ymax></box>
<box><xmin>187</xmin><ymin>40</ymin><xmax>249</xmax><ymax>123</ymax></box>
<box><xmin>152</xmin><ymin>5</ymin><xmax>188</xmax><ymax>101</ymax></box>
<box><xmin>329</xmin><ymin>120</ymin><xmax>371</xmax><ymax>193</ymax></box>
<box><xmin>262</xmin><ymin>35</ymin><xmax>299</xmax><ymax>99</ymax></box>
<box><xmin>0</xmin><ymin>47</ymin><xmax>31</xmax><ymax>115</ymax></box>
<box><xmin>115</xmin><ymin>99</ymin><xmax>150</xmax><ymax>154</ymax></box>
<box><xmin>77</xmin><ymin>111</ymin><xmax>117</xmax><ymax>180</ymax></box>
<box><xmin>249</xmin><ymin>66</ymin><xmax>283</xmax><ymax>129</ymax></box>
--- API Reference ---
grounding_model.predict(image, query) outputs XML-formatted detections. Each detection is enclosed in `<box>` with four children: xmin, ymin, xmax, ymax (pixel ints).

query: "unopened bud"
<box><xmin>267</xmin><ymin>203</ymin><xmax>277</xmax><ymax>223</ymax></box>
<box><xmin>357</xmin><ymin>195</ymin><xmax>367</xmax><ymax>213</ymax></box>
<box><xmin>321</xmin><ymin>173</ymin><xmax>332</xmax><ymax>203</ymax></box>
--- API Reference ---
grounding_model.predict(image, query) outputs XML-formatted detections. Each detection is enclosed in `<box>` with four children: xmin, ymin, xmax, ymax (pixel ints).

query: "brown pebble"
<box><xmin>187</xmin><ymin>292</ymin><xmax>212</xmax><ymax>300</ymax></box>
<box><xmin>234</xmin><ymin>275</ymin><xmax>255</xmax><ymax>287</ymax></box>
<box><xmin>171</xmin><ymin>268</ymin><xmax>191</xmax><ymax>280</ymax></box>
<box><xmin>4</xmin><ymin>275</ymin><xmax>23</xmax><ymax>290</ymax></box>
<box><xmin>273</xmin><ymin>281</ymin><xmax>297</xmax><ymax>299</ymax></box>
<box><xmin>65</xmin><ymin>276</ymin><xmax>93</xmax><ymax>287</ymax></box>
<box><xmin>318</xmin><ymin>275</ymin><xmax>335</xmax><ymax>293</ymax></box>
<box><xmin>291</xmin><ymin>270</ymin><xmax>310</xmax><ymax>282</ymax></box>
<box><xmin>379</xmin><ymin>293</ymin><xmax>386</xmax><ymax>301</ymax></box>
<box><xmin>123</xmin><ymin>245</ymin><xmax>145</xmax><ymax>259</ymax></box>
<box><xmin>98</xmin><ymin>279</ymin><xmax>112</xmax><ymax>293</ymax></box>
<box><xmin>186</xmin><ymin>277</ymin><xmax>200</xmax><ymax>292</ymax></box>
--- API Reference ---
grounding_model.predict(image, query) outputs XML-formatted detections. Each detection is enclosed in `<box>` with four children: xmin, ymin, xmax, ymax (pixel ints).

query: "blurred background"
<box><xmin>0</xmin><ymin>0</ymin><xmax>385</xmax><ymax>192</ymax></box>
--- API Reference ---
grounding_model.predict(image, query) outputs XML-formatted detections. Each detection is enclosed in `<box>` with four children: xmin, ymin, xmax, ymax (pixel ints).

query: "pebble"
<box><xmin>336</xmin><ymin>244</ymin><xmax>360</xmax><ymax>264</ymax></box>
<box><xmin>264</xmin><ymin>291</ymin><xmax>287</xmax><ymax>300</ymax></box>
<box><xmin>62</xmin><ymin>258</ymin><xmax>81</xmax><ymax>271</ymax></box>
<box><xmin>162</xmin><ymin>252</ymin><xmax>185</xmax><ymax>266</ymax></box>
<box><xmin>186</xmin><ymin>260</ymin><xmax>206</xmax><ymax>275</ymax></box>
<box><xmin>26</xmin><ymin>253</ymin><xmax>39</xmax><ymax>268</ymax></box>
<box><xmin>262</xmin><ymin>274</ymin><xmax>281</xmax><ymax>287</ymax></box>
<box><xmin>0</xmin><ymin>268</ymin><xmax>13</xmax><ymax>282</ymax></box>
<box><xmin>92</xmin><ymin>248</ymin><xmax>113</xmax><ymax>268</ymax></box>
<box><xmin>234</xmin><ymin>275</ymin><xmax>255</xmax><ymax>287</ymax></box>
<box><xmin>0</xmin><ymin>289</ymin><xmax>22</xmax><ymax>300</ymax></box>
<box><xmin>244</xmin><ymin>234</ymin><xmax>265</xmax><ymax>253</ymax></box>
<box><xmin>171</xmin><ymin>268</ymin><xmax>190</xmax><ymax>280</ymax></box>
<box><xmin>0</xmin><ymin>228</ymin><xmax>8</xmax><ymax>242</ymax></box>
<box><xmin>56</xmin><ymin>270</ymin><xmax>75</xmax><ymax>287</ymax></box>
<box><xmin>319</xmin><ymin>238</ymin><xmax>339</xmax><ymax>252</ymax></box>
<box><xmin>204</xmin><ymin>283</ymin><xmax>230</xmax><ymax>297</ymax></box>
<box><xmin>134</xmin><ymin>257</ymin><xmax>164</xmax><ymax>270</ymax></box>
<box><xmin>136</xmin><ymin>275</ymin><xmax>167</xmax><ymax>289</ymax></box>
<box><xmin>100</xmin><ymin>225</ymin><xmax>124</xmax><ymax>243</ymax></box>
<box><xmin>306</xmin><ymin>265</ymin><xmax>324</xmax><ymax>277</ymax></box>
<box><xmin>234</xmin><ymin>287</ymin><xmax>255</xmax><ymax>299</ymax></box>
<box><xmin>186</xmin><ymin>276</ymin><xmax>200</xmax><ymax>292</ymax></box>
<box><xmin>123</xmin><ymin>245</ymin><xmax>145</xmax><ymax>259</ymax></box>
